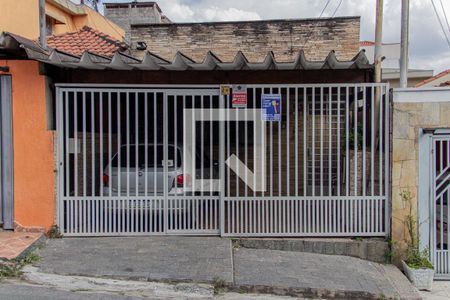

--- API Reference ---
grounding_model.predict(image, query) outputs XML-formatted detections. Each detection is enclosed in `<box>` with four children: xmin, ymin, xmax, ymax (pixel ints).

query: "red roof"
<box><xmin>45</xmin><ymin>26</ymin><xmax>127</xmax><ymax>57</ymax></box>
<box><xmin>360</xmin><ymin>41</ymin><xmax>375</xmax><ymax>46</ymax></box>
<box><xmin>415</xmin><ymin>69</ymin><xmax>450</xmax><ymax>87</ymax></box>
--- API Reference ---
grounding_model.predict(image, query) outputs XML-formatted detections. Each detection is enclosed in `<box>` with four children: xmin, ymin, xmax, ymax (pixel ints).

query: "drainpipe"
<box><xmin>39</xmin><ymin>0</ymin><xmax>46</xmax><ymax>48</ymax></box>
<box><xmin>400</xmin><ymin>0</ymin><xmax>410</xmax><ymax>88</ymax></box>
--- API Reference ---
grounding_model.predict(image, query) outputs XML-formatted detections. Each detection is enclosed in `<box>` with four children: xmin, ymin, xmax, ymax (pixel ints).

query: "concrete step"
<box><xmin>235</xmin><ymin>237</ymin><xmax>389</xmax><ymax>263</ymax></box>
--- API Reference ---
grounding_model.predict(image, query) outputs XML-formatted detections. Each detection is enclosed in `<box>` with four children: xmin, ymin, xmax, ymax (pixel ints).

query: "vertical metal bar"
<box><xmin>278</xmin><ymin>88</ymin><xmax>282</xmax><ymax>199</ymax></box>
<box><xmin>379</xmin><ymin>86</ymin><xmax>383</xmax><ymax>197</ymax></box>
<box><xmin>126</xmin><ymin>92</ymin><xmax>130</xmax><ymax>233</ymax></box>
<box><xmin>320</xmin><ymin>87</ymin><xmax>324</xmax><ymax>199</ymax></box>
<box><xmin>153</xmin><ymin>94</ymin><xmax>157</xmax><ymax>232</ymax></box>
<box><xmin>144</xmin><ymin>93</ymin><xmax>148</xmax><ymax>232</ymax></box>
<box><xmin>163</xmin><ymin>92</ymin><xmax>168</xmax><ymax>234</ymax></box>
<box><xmin>55</xmin><ymin>89</ymin><xmax>62</xmax><ymax>232</ymax></box>
<box><xmin>362</xmin><ymin>88</ymin><xmax>367</xmax><ymax>233</ymax></box>
<box><xmin>91</xmin><ymin>92</ymin><xmax>95</xmax><ymax>233</ymax></box>
<box><xmin>304</xmin><ymin>88</ymin><xmax>307</xmax><ymax>197</ymax></box>
<box><xmin>245</xmin><ymin>92</ymin><xmax>248</xmax><ymax>233</ymax></box>
<box><xmin>99</xmin><ymin>92</ymin><xmax>104</xmax><ymax>233</ymax></box>
<box><xmin>384</xmin><ymin>85</ymin><xmax>390</xmax><ymax>234</ymax></box>
<box><xmin>183</xmin><ymin>95</ymin><xmax>187</xmax><ymax>231</ymax></box>
<box><xmin>295</xmin><ymin>88</ymin><xmax>299</xmax><ymax>197</ymax></box>
<box><xmin>107</xmin><ymin>92</ymin><xmax>112</xmax><ymax>233</ymax></box>
<box><xmin>328</xmin><ymin>88</ymin><xmax>332</xmax><ymax>232</ymax></box>
<box><xmin>253</xmin><ymin>88</ymin><xmax>259</xmax><ymax>233</ymax></box>
<box><xmin>64</xmin><ymin>91</ymin><xmax>71</xmax><ymax>233</ymax></box>
<box><xmin>210</xmin><ymin>95</ymin><xmax>214</xmax><ymax>230</ymax></box>
<box><xmin>134</xmin><ymin>92</ymin><xmax>139</xmax><ymax>232</ymax></box>
<box><xmin>200</xmin><ymin>95</ymin><xmax>204</xmax><ymax>230</ymax></box>
<box><xmin>219</xmin><ymin>91</ymin><xmax>225</xmax><ymax>236</ymax></box>
<box><xmin>82</xmin><ymin>92</ymin><xmax>87</xmax><ymax>233</ymax></box>
<box><xmin>116</xmin><ymin>93</ymin><xmax>121</xmax><ymax>232</ymax></box>
<box><xmin>354</xmin><ymin>86</ymin><xmax>358</xmax><ymax>197</ymax></box>
<box><xmin>287</xmin><ymin>89</ymin><xmax>290</xmax><ymax>197</ymax></box>
<box><xmin>174</xmin><ymin>95</ymin><xmax>178</xmax><ymax>231</ymax></box>
<box><xmin>371</xmin><ymin>87</ymin><xmax>375</xmax><ymax>197</ymax></box>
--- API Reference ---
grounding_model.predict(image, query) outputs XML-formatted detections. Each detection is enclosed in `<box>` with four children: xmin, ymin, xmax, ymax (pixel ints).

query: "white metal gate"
<box><xmin>56</xmin><ymin>83</ymin><xmax>390</xmax><ymax>237</ymax></box>
<box><xmin>432</xmin><ymin>136</ymin><xmax>450</xmax><ymax>278</ymax></box>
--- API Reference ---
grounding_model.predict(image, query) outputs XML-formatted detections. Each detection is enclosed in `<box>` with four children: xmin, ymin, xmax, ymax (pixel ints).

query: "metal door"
<box><xmin>432</xmin><ymin>136</ymin><xmax>450</xmax><ymax>278</ymax></box>
<box><xmin>165</xmin><ymin>90</ymin><xmax>221</xmax><ymax>234</ymax></box>
<box><xmin>0</xmin><ymin>75</ymin><xmax>14</xmax><ymax>230</ymax></box>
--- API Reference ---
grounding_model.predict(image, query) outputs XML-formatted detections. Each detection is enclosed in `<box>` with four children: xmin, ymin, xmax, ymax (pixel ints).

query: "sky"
<box><xmin>79</xmin><ymin>0</ymin><xmax>450</xmax><ymax>74</ymax></box>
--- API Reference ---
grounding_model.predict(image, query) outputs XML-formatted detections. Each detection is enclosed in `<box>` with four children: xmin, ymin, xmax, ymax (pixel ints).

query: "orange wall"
<box><xmin>0</xmin><ymin>60</ymin><xmax>55</xmax><ymax>230</ymax></box>
<box><xmin>0</xmin><ymin>0</ymin><xmax>124</xmax><ymax>41</ymax></box>
<box><xmin>0</xmin><ymin>0</ymin><xmax>40</xmax><ymax>39</ymax></box>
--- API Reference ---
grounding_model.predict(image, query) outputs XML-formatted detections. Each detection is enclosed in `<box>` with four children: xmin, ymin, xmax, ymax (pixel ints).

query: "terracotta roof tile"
<box><xmin>360</xmin><ymin>41</ymin><xmax>375</xmax><ymax>46</ymax></box>
<box><xmin>45</xmin><ymin>26</ymin><xmax>127</xmax><ymax>57</ymax></box>
<box><xmin>415</xmin><ymin>69</ymin><xmax>450</xmax><ymax>87</ymax></box>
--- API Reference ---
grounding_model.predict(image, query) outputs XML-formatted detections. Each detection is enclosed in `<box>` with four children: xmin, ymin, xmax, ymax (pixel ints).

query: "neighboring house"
<box><xmin>415</xmin><ymin>69</ymin><xmax>450</xmax><ymax>87</ymax></box>
<box><xmin>0</xmin><ymin>0</ymin><xmax>124</xmax><ymax>41</ymax></box>
<box><xmin>360</xmin><ymin>41</ymin><xmax>433</xmax><ymax>88</ymax></box>
<box><xmin>0</xmin><ymin>26</ymin><xmax>128</xmax><ymax>231</ymax></box>
<box><xmin>104</xmin><ymin>1</ymin><xmax>171</xmax><ymax>42</ymax></box>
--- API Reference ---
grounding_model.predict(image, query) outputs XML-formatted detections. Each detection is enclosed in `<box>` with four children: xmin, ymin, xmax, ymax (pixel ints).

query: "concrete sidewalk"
<box><xmin>32</xmin><ymin>237</ymin><xmax>420</xmax><ymax>299</ymax></box>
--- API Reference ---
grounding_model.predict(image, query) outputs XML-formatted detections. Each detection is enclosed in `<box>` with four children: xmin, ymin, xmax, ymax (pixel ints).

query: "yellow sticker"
<box><xmin>221</xmin><ymin>85</ymin><xmax>231</xmax><ymax>96</ymax></box>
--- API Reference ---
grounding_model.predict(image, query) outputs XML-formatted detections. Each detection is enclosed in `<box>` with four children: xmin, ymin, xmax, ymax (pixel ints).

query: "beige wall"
<box><xmin>392</xmin><ymin>89</ymin><xmax>450</xmax><ymax>255</ymax></box>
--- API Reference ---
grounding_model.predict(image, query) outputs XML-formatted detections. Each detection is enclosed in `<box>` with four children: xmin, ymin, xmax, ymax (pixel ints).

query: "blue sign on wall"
<box><xmin>261</xmin><ymin>94</ymin><xmax>282</xmax><ymax>121</ymax></box>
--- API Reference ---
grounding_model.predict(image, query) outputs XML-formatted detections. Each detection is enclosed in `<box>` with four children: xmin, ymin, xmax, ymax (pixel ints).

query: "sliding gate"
<box><xmin>56</xmin><ymin>84</ymin><xmax>390</xmax><ymax>237</ymax></box>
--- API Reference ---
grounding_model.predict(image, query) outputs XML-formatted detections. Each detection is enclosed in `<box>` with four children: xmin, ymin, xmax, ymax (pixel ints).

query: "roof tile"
<box><xmin>45</xmin><ymin>26</ymin><xmax>127</xmax><ymax>57</ymax></box>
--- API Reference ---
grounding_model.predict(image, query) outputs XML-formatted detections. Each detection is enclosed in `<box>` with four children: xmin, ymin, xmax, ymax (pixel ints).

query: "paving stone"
<box><xmin>233</xmin><ymin>248</ymin><xmax>421</xmax><ymax>299</ymax></box>
<box><xmin>0</xmin><ymin>232</ymin><xmax>43</xmax><ymax>260</ymax></box>
<box><xmin>36</xmin><ymin>237</ymin><xmax>233</xmax><ymax>284</ymax></box>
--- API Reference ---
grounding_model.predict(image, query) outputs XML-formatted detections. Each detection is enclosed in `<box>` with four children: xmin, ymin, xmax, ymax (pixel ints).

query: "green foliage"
<box><xmin>0</xmin><ymin>251</ymin><xmax>41</xmax><ymax>281</ymax></box>
<box><xmin>384</xmin><ymin>237</ymin><xmax>395</xmax><ymax>264</ymax></box>
<box><xmin>212</xmin><ymin>277</ymin><xmax>226</xmax><ymax>295</ymax></box>
<box><xmin>21</xmin><ymin>252</ymin><xmax>40</xmax><ymax>265</ymax></box>
<box><xmin>343</xmin><ymin>122</ymin><xmax>364</xmax><ymax>149</ymax></box>
<box><xmin>46</xmin><ymin>225</ymin><xmax>63</xmax><ymax>239</ymax></box>
<box><xmin>401</xmin><ymin>190</ymin><xmax>433</xmax><ymax>269</ymax></box>
<box><xmin>0</xmin><ymin>264</ymin><xmax>21</xmax><ymax>280</ymax></box>
<box><xmin>377</xmin><ymin>294</ymin><xmax>386</xmax><ymax>300</ymax></box>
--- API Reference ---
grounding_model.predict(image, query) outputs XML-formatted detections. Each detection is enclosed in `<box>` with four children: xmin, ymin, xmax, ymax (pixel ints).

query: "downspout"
<box><xmin>39</xmin><ymin>0</ymin><xmax>46</xmax><ymax>48</ymax></box>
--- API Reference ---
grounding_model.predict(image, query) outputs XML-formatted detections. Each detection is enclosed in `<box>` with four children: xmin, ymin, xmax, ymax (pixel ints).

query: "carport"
<box><xmin>30</xmin><ymin>49</ymin><xmax>390</xmax><ymax>237</ymax></box>
<box><xmin>0</xmin><ymin>32</ymin><xmax>391</xmax><ymax>237</ymax></box>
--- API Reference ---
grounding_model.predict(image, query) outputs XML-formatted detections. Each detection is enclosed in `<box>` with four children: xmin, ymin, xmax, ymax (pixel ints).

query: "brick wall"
<box><xmin>130</xmin><ymin>17</ymin><xmax>360</xmax><ymax>62</ymax></box>
<box><xmin>105</xmin><ymin>3</ymin><xmax>163</xmax><ymax>41</ymax></box>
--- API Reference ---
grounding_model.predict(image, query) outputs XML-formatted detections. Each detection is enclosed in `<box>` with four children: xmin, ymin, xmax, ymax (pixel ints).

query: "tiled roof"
<box><xmin>46</xmin><ymin>26</ymin><xmax>127</xmax><ymax>57</ymax></box>
<box><xmin>360</xmin><ymin>41</ymin><xmax>375</xmax><ymax>46</ymax></box>
<box><xmin>0</xmin><ymin>31</ymin><xmax>372</xmax><ymax>71</ymax></box>
<box><xmin>415</xmin><ymin>69</ymin><xmax>450</xmax><ymax>87</ymax></box>
<box><xmin>439</xmin><ymin>81</ymin><xmax>450</xmax><ymax>87</ymax></box>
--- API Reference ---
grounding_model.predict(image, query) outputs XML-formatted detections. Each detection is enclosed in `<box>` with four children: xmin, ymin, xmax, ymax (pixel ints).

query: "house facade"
<box><xmin>0</xmin><ymin>12</ymin><xmax>392</xmax><ymax>236</ymax></box>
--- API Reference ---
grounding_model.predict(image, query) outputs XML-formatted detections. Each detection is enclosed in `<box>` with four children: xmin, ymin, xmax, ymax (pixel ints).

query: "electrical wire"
<box><xmin>431</xmin><ymin>0</ymin><xmax>450</xmax><ymax>47</ymax></box>
<box><xmin>319</xmin><ymin>0</ymin><xmax>332</xmax><ymax>18</ymax></box>
<box><xmin>438</xmin><ymin>0</ymin><xmax>450</xmax><ymax>34</ymax></box>
<box><xmin>331</xmin><ymin>0</ymin><xmax>343</xmax><ymax>18</ymax></box>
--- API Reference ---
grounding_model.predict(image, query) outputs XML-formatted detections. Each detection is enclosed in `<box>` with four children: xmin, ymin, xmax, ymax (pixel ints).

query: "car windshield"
<box><xmin>110</xmin><ymin>145</ymin><xmax>181</xmax><ymax>168</ymax></box>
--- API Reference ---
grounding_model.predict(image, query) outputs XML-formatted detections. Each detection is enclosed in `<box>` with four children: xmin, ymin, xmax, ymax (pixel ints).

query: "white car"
<box><xmin>102</xmin><ymin>144</ymin><xmax>219</xmax><ymax>197</ymax></box>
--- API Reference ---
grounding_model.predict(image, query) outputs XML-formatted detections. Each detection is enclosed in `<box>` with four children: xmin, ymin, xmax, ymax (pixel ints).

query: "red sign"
<box><xmin>232</xmin><ymin>85</ymin><xmax>247</xmax><ymax>108</ymax></box>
